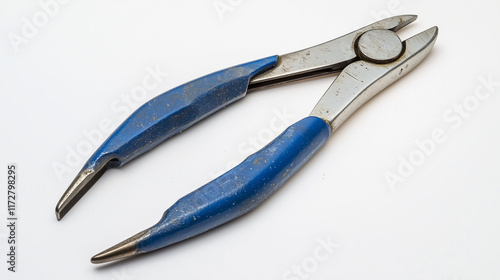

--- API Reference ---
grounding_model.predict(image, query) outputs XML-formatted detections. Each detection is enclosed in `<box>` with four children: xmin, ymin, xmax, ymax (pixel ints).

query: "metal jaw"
<box><xmin>249</xmin><ymin>15</ymin><xmax>417</xmax><ymax>89</ymax></box>
<box><xmin>55</xmin><ymin>165</ymin><xmax>107</xmax><ymax>221</ymax></box>
<box><xmin>310</xmin><ymin>26</ymin><xmax>439</xmax><ymax>133</ymax></box>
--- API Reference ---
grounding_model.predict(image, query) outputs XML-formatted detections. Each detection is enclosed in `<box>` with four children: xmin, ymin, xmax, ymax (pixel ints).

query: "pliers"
<box><xmin>55</xmin><ymin>15</ymin><xmax>438</xmax><ymax>264</ymax></box>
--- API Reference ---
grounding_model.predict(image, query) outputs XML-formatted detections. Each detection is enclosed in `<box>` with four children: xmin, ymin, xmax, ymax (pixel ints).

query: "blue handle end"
<box><xmin>81</xmin><ymin>55</ymin><xmax>278</xmax><ymax>172</ymax></box>
<box><xmin>136</xmin><ymin>116</ymin><xmax>330</xmax><ymax>253</ymax></box>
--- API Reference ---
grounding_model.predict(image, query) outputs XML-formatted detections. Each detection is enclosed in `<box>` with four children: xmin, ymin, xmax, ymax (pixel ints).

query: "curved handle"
<box><xmin>84</xmin><ymin>56</ymin><xmax>278</xmax><ymax>170</ymax></box>
<box><xmin>137</xmin><ymin>116</ymin><xmax>331</xmax><ymax>253</ymax></box>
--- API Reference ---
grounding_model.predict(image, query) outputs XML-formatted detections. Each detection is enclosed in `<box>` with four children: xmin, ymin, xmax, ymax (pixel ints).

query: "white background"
<box><xmin>1</xmin><ymin>0</ymin><xmax>500</xmax><ymax>279</ymax></box>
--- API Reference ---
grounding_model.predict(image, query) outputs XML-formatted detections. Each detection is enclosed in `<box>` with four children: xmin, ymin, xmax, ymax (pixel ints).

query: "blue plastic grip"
<box><xmin>83</xmin><ymin>56</ymin><xmax>278</xmax><ymax>170</ymax></box>
<box><xmin>137</xmin><ymin>116</ymin><xmax>331</xmax><ymax>253</ymax></box>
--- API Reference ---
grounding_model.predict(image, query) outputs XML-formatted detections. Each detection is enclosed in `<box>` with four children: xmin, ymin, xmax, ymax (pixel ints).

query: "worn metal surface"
<box><xmin>357</xmin><ymin>29</ymin><xmax>404</xmax><ymax>63</ymax></box>
<box><xmin>310</xmin><ymin>27</ymin><xmax>438</xmax><ymax>133</ymax></box>
<box><xmin>249</xmin><ymin>15</ymin><xmax>416</xmax><ymax>89</ymax></box>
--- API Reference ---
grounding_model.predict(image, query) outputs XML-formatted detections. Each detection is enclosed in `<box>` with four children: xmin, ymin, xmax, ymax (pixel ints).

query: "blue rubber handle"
<box><xmin>83</xmin><ymin>56</ymin><xmax>278</xmax><ymax>170</ymax></box>
<box><xmin>137</xmin><ymin>116</ymin><xmax>331</xmax><ymax>253</ymax></box>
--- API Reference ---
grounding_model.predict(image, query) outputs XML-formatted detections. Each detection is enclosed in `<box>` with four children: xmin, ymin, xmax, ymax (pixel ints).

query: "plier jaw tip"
<box><xmin>55</xmin><ymin>167</ymin><xmax>105</xmax><ymax>221</ymax></box>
